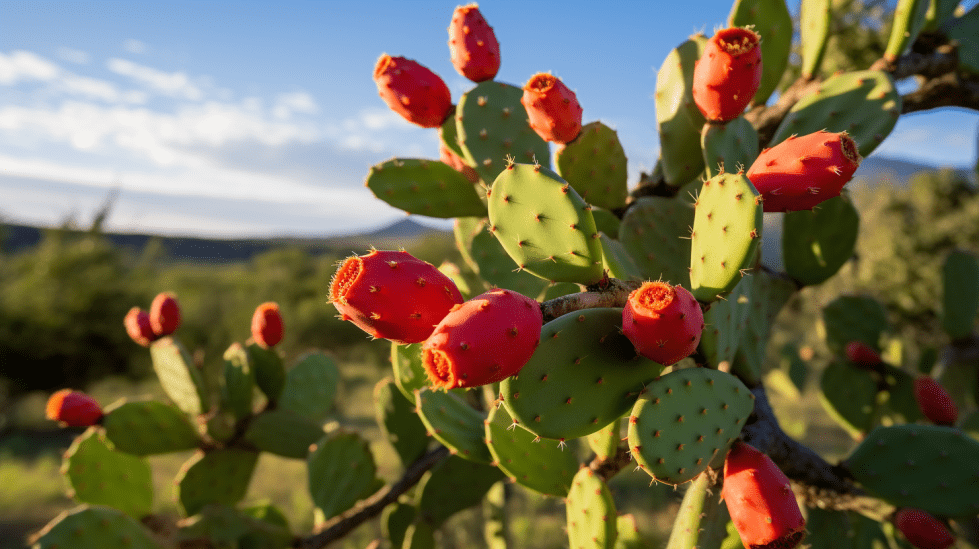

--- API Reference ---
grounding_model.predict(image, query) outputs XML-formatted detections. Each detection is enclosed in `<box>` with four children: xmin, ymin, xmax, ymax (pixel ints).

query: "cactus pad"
<box><xmin>782</xmin><ymin>195</ymin><xmax>859</xmax><ymax>286</ymax></box>
<box><xmin>700</xmin><ymin>275</ymin><xmax>753</xmax><ymax>371</ymax></box>
<box><xmin>178</xmin><ymin>504</ymin><xmax>292</xmax><ymax>549</ymax></box>
<box><xmin>247</xmin><ymin>342</ymin><xmax>286</xmax><ymax>403</ymax></box>
<box><xmin>555</xmin><ymin>121</ymin><xmax>629</xmax><ymax>210</ymax></box>
<box><xmin>884</xmin><ymin>0</ymin><xmax>930</xmax><ymax>61</ymax></box>
<box><xmin>619</xmin><ymin>196</ymin><xmax>694</xmax><ymax>287</ymax></box>
<box><xmin>818</xmin><ymin>360</ymin><xmax>879</xmax><ymax>438</ymax></box>
<box><xmin>415</xmin><ymin>455</ymin><xmax>505</xmax><ymax>527</ymax></box>
<box><xmin>599</xmin><ymin>234</ymin><xmax>642</xmax><ymax>281</ymax></box>
<box><xmin>308</xmin><ymin>430</ymin><xmax>381</xmax><ymax>523</ymax></box>
<box><xmin>737</xmin><ymin>269</ymin><xmax>797</xmax><ymax>380</ymax></box>
<box><xmin>278</xmin><ymin>351</ymin><xmax>339</xmax><ymax>425</ymax></box>
<box><xmin>175</xmin><ymin>449</ymin><xmax>259</xmax><ymax>516</ymax></box>
<box><xmin>591</xmin><ymin>207</ymin><xmax>621</xmax><ymax>239</ymax></box>
<box><xmin>32</xmin><ymin>505</ymin><xmax>162</xmax><ymax>549</ymax></box>
<box><xmin>243</xmin><ymin>409</ymin><xmax>325</xmax><ymax>458</ymax></box>
<box><xmin>62</xmin><ymin>428</ymin><xmax>153</xmax><ymax>518</ymax></box>
<box><xmin>392</xmin><ymin>342</ymin><xmax>429</xmax><ymax>404</ymax></box>
<box><xmin>101</xmin><ymin>399</ymin><xmax>200</xmax><ymax>456</ymax></box>
<box><xmin>945</xmin><ymin>6</ymin><xmax>979</xmax><ymax>73</ymax></box>
<box><xmin>821</xmin><ymin>295</ymin><xmax>889</xmax><ymax>354</ymax></box>
<box><xmin>150</xmin><ymin>337</ymin><xmax>208</xmax><ymax>416</ymax></box>
<box><xmin>374</xmin><ymin>378</ymin><xmax>429</xmax><ymax>467</ymax></box>
<box><xmin>366</xmin><ymin>158</ymin><xmax>487</xmax><ymax>218</ymax></box>
<box><xmin>566</xmin><ymin>467</ymin><xmax>617</xmax><ymax>549</ymax></box>
<box><xmin>942</xmin><ymin>250</ymin><xmax>979</xmax><ymax>340</ymax></box>
<box><xmin>728</xmin><ymin>0</ymin><xmax>793</xmax><ymax>106</ymax></box>
<box><xmin>415</xmin><ymin>387</ymin><xmax>492</xmax><ymax>464</ymax></box>
<box><xmin>220</xmin><ymin>342</ymin><xmax>255</xmax><ymax>420</ymax></box>
<box><xmin>800</xmin><ymin>0</ymin><xmax>832</xmax><ymax>78</ymax></box>
<box><xmin>701</xmin><ymin>117</ymin><xmax>760</xmax><ymax>178</ymax></box>
<box><xmin>586</xmin><ymin>417</ymin><xmax>620</xmax><ymax>463</ymax></box>
<box><xmin>382</xmin><ymin>502</ymin><xmax>417</xmax><ymax>549</ymax></box>
<box><xmin>456</xmin><ymin>217</ymin><xmax>549</xmax><ymax>297</ymax></box>
<box><xmin>655</xmin><ymin>35</ymin><xmax>708</xmax><ymax>187</ymax></box>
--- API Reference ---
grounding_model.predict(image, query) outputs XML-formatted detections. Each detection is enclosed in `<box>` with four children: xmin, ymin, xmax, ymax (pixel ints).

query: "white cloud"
<box><xmin>123</xmin><ymin>39</ymin><xmax>147</xmax><ymax>55</ymax></box>
<box><xmin>107</xmin><ymin>58</ymin><xmax>204</xmax><ymax>101</ymax></box>
<box><xmin>0</xmin><ymin>50</ymin><xmax>145</xmax><ymax>104</ymax></box>
<box><xmin>57</xmin><ymin>47</ymin><xmax>90</xmax><ymax>65</ymax></box>
<box><xmin>273</xmin><ymin>91</ymin><xmax>319</xmax><ymax>119</ymax></box>
<box><xmin>0</xmin><ymin>50</ymin><xmax>59</xmax><ymax>84</ymax></box>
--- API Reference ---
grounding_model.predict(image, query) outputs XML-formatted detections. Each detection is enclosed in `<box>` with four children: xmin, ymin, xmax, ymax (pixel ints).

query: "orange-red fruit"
<box><xmin>845</xmin><ymin>341</ymin><xmax>881</xmax><ymax>367</ymax></box>
<box><xmin>622</xmin><ymin>281</ymin><xmax>704</xmax><ymax>366</ymax></box>
<box><xmin>124</xmin><ymin>307</ymin><xmax>156</xmax><ymax>347</ymax></box>
<box><xmin>746</xmin><ymin>130</ymin><xmax>862</xmax><ymax>212</ymax></box>
<box><xmin>895</xmin><ymin>508</ymin><xmax>956</xmax><ymax>549</ymax></box>
<box><xmin>149</xmin><ymin>292</ymin><xmax>180</xmax><ymax>337</ymax></box>
<box><xmin>251</xmin><ymin>302</ymin><xmax>284</xmax><ymax>349</ymax></box>
<box><xmin>723</xmin><ymin>441</ymin><xmax>807</xmax><ymax>549</ymax></box>
<box><xmin>913</xmin><ymin>376</ymin><xmax>959</xmax><ymax>426</ymax></box>
<box><xmin>692</xmin><ymin>27</ymin><xmax>762</xmax><ymax>122</ymax></box>
<box><xmin>448</xmin><ymin>3</ymin><xmax>500</xmax><ymax>82</ymax></box>
<box><xmin>422</xmin><ymin>289</ymin><xmax>542</xmax><ymax>390</ymax></box>
<box><xmin>330</xmin><ymin>250</ymin><xmax>464</xmax><ymax>344</ymax></box>
<box><xmin>46</xmin><ymin>389</ymin><xmax>103</xmax><ymax>427</ymax></box>
<box><xmin>521</xmin><ymin>73</ymin><xmax>583</xmax><ymax>144</ymax></box>
<box><xmin>373</xmin><ymin>54</ymin><xmax>453</xmax><ymax>128</ymax></box>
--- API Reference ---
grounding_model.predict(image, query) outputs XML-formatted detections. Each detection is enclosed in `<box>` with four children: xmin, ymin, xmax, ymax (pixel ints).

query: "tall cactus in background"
<box><xmin>33</xmin><ymin>1</ymin><xmax>979</xmax><ymax>548</ymax></box>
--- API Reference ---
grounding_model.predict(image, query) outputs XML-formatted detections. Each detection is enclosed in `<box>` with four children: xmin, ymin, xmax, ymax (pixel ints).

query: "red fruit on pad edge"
<box><xmin>692</xmin><ymin>26</ymin><xmax>762</xmax><ymax>122</ymax></box>
<box><xmin>125</xmin><ymin>306</ymin><xmax>156</xmax><ymax>347</ymax></box>
<box><xmin>894</xmin><ymin>508</ymin><xmax>956</xmax><ymax>549</ymax></box>
<box><xmin>913</xmin><ymin>376</ymin><xmax>959</xmax><ymax>426</ymax></box>
<box><xmin>520</xmin><ymin>73</ymin><xmax>583</xmax><ymax>144</ymax></box>
<box><xmin>46</xmin><ymin>389</ymin><xmax>103</xmax><ymax>427</ymax></box>
<box><xmin>373</xmin><ymin>54</ymin><xmax>453</xmax><ymax>128</ymax></box>
<box><xmin>448</xmin><ymin>3</ymin><xmax>500</xmax><ymax>83</ymax></box>
<box><xmin>252</xmin><ymin>302</ymin><xmax>284</xmax><ymax>349</ymax></box>
<box><xmin>149</xmin><ymin>292</ymin><xmax>181</xmax><ymax>337</ymax></box>
<box><xmin>622</xmin><ymin>281</ymin><xmax>704</xmax><ymax>366</ymax></box>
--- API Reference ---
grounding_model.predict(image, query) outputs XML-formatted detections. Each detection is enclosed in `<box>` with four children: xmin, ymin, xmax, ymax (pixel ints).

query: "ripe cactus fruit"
<box><xmin>124</xmin><ymin>307</ymin><xmax>156</xmax><ymax>347</ymax></box>
<box><xmin>448</xmin><ymin>3</ymin><xmax>500</xmax><ymax>83</ymax></box>
<box><xmin>746</xmin><ymin>130</ymin><xmax>862</xmax><ymax>212</ymax></box>
<box><xmin>330</xmin><ymin>250</ymin><xmax>464</xmax><ymax>344</ymax></box>
<box><xmin>251</xmin><ymin>302</ymin><xmax>284</xmax><ymax>349</ymax></box>
<box><xmin>845</xmin><ymin>340</ymin><xmax>882</xmax><ymax>367</ymax></box>
<box><xmin>520</xmin><ymin>73</ymin><xmax>583</xmax><ymax>144</ymax></box>
<box><xmin>692</xmin><ymin>27</ymin><xmax>762</xmax><ymax>122</ymax></box>
<box><xmin>894</xmin><ymin>508</ymin><xmax>956</xmax><ymax>549</ymax></box>
<box><xmin>622</xmin><ymin>281</ymin><xmax>704</xmax><ymax>366</ymax></box>
<box><xmin>373</xmin><ymin>54</ymin><xmax>452</xmax><ymax>128</ymax></box>
<box><xmin>913</xmin><ymin>376</ymin><xmax>959</xmax><ymax>426</ymax></box>
<box><xmin>722</xmin><ymin>441</ymin><xmax>807</xmax><ymax>549</ymax></box>
<box><xmin>422</xmin><ymin>288</ymin><xmax>542</xmax><ymax>390</ymax></box>
<box><xmin>46</xmin><ymin>389</ymin><xmax>104</xmax><ymax>427</ymax></box>
<box><xmin>149</xmin><ymin>292</ymin><xmax>180</xmax><ymax>337</ymax></box>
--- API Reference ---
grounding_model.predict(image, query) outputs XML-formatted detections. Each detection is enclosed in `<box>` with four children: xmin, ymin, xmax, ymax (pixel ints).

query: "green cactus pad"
<box><xmin>416</xmin><ymin>387</ymin><xmax>492</xmax><ymax>464</ymax></box>
<box><xmin>729</xmin><ymin>0</ymin><xmax>793</xmax><ymax>106</ymax></box>
<box><xmin>178</xmin><ymin>504</ymin><xmax>292</xmax><ymax>549</ymax></box>
<box><xmin>375</xmin><ymin>378</ymin><xmax>429</xmax><ymax>467</ymax></box>
<box><xmin>616</xmin><ymin>514</ymin><xmax>643</xmax><ymax>549</ymax></box>
<box><xmin>769</xmin><ymin>70</ymin><xmax>900</xmax><ymax>157</ymax></box>
<box><xmin>591</xmin><ymin>207</ymin><xmax>621</xmax><ymax>239</ymax></box>
<box><xmin>440</xmin><ymin>107</ymin><xmax>468</xmax><ymax>165</ymax></box>
<box><xmin>821</xmin><ymin>295</ymin><xmax>889</xmax><ymax>354</ymax></box>
<box><xmin>488</xmin><ymin>163</ymin><xmax>604</xmax><ymax>284</ymax></box>
<box><xmin>805</xmin><ymin>508</ymin><xmax>891</xmax><ymax>549</ymax></box>
<box><xmin>175</xmin><ymin>449</ymin><xmax>259</xmax><ymax>516</ymax></box>
<box><xmin>587</xmin><ymin>417</ymin><xmax>620</xmax><ymax>462</ymax></box>
<box><xmin>484</xmin><ymin>403</ymin><xmax>580</xmax><ymax>497</ymax></box>
<box><xmin>501</xmin><ymin>308</ymin><xmax>664</xmax><ymax>441</ymax></box>
<box><xmin>32</xmin><ymin>505</ymin><xmax>162</xmax><ymax>549</ymax></box>
<box><xmin>392</xmin><ymin>342</ymin><xmax>432</xmax><ymax>405</ymax></box>
<box><xmin>844</xmin><ymin>424</ymin><xmax>979</xmax><ymax>516</ymax></box>
<box><xmin>308</xmin><ymin>430</ymin><xmax>381</xmax><ymax>523</ymax></box>
<box><xmin>461</xmin><ymin>217</ymin><xmax>549</xmax><ymax>296</ymax></box>
<box><xmin>689</xmin><ymin>172</ymin><xmax>763</xmax><ymax>302</ymax></box>
<box><xmin>665</xmin><ymin>472</ymin><xmax>711</xmax><ymax>549</ymax></box>
<box><xmin>150</xmin><ymin>337</ymin><xmax>208</xmax><ymax>416</ymax></box>
<box><xmin>403</xmin><ymin>522</ymin><xmax>437</xmax><ymax>549</ymax></box>
<box><xmin>619</xmin><ymin>196</ymin><xmax>695</xmax><ymax>287</ymax></box>
<box><xmin>600</xmin><ymin>234</ymin><xmax>642</xmax><ymax>281</ymax></box>
<box><xmin>242</xmin><ymin>500</ymin><xmax>290</xmax><ymax>529</ymax></box>
<box><xmin>628</xmin><ymin>368</ymin><xmax>754</xmax><ymax>485</ymax></box>
<box><xmin>243</xmin><ymin>409</ymin><xmax>324</xmax><ymax>459</ymax></box>
<box><xmin>220</xmin><ymin>342</ymin><xmax>255</xmax><ymax>420</ymax></box>
<box><xmin>877</xmin><ymin>362</ymin><xmax>925</xmax><ymax>425</ymax></box>
<box><xmin>278</xmin><ymin>351</ymin><xmax>339</xmax><ymax>425</ymax></box>
<box><xmin>942</xmin><ymin>250</ymin><xmax>979</xmax><ymax>340</ymax></box>
<box><xmin>818</xmin><ymin>360</ymin><xmax>879</xmax><ymax>438</ymax></box>
<box><xmin>944</xmin><ymin>6</ymin><xmax>979</xmax><ymax>73</ymax></box>
<box><xmin>457</xmin><ymin>81</ymin><xmax>551</xmax><ymax>185</ymax></box>
<box><xmin>925</xmin><ymin>0</ymin><xmax>961</xmax><ymax>31</ymax></box>
<box><xmin>701</xmin><ymin>274</ymin><xmax>753</xmax><ymax>371</ymax></box>
<box><xmin>566</xmin><ymin>467</ymin><xmax>617</xmax><ymax>549</ymax></box>
<box><xmin>102</xmin><ymin>399</ymin><xmax>200</xmax><ymax>456</ymax></box>
<box><xmin>884</xmin><ymin>0</ymin><xmax>930</xmax><ymax>61</ymax></box>
<box><xmin>416</xmin><ymin>455</ymin><xmax>506</xmax><ymax>527</ymax></box>
<box><xmin>782</xmin><ymin>195</ymin><xmax>859</xmax><ymax>286</ymax></box>
<box><xmin>737</xmin><ymin>270</ymin><xmax>797</xmax><ymax>383</ymax></box>
<box><xmin>554</xmin><ymin>121</ymin><xmax>629</xmax><ymax>210</ymax></box>
<box><xmin>800</xmin><ymin>0</ymin><xmax>832</xmax><ymax>78</ymax></box>
<box><xmin>62</xmin><ymin>428</ymin><xmax>153</xmax><ymax>518</ymax></box>
<box><xmin>655</xmin><ymin>35</ymin><xmax>708</xmax><ymax>187</ymax></box>
<box><xmin>247</xmin><ymin>342</ymin><xmax>286</xmax><ymax>403</ymax></box>
<box><xmin>701</xmin><ymin>117</ymin><xmax>760</xmax><ymax>178</ymax></box>
<box><xmin>366</xmin><ymin>158</ymin><xmax>487</xmax><ymax>218</ymax></box>
<box><xmin>382</xmin><ymin>502</ymin><xmax>417</xmax><ymax>549</ymax></box>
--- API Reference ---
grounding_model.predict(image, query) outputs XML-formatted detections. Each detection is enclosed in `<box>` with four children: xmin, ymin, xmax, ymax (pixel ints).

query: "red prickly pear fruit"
<box><xmin>330</xmin><ymin>250</ymin><xmax>464</xmax><ymax>344</ymax></box>
<box><xmin>149</xmin><ymin>292</ymin><xmax>180</xmax><ymax>337</ymax></box>
<box><xmin>845</xmin><ymin>341</ymin><xmax>881</xmax><ymax>367</ymax></box>
<box><xmin>913</xmin><ymin>376</ymin><xmax>959</xmax><ymax>426</ymax></box>
<box><xmin>373</xmin><ymin>54</ymin><xmax>453</xmax><ymax>128</ymax></box>
<box><xmin>46</xmin><ymin>389</ymin><xmax>103</xmax><ymax>427</ymax></box>
<box><xmin>894</xmin><ymin>508</ymin><xmax>956</xmax><ymax>549</ymax></box>
<box><xmin>124</xmin><ymin>307</ymin><xmax>156</xmax><ymax>347</ymax></box>
<box><xmin>746</xmin><ymin>130</ymin><xmax>862</xmax><ymax>212</ymax></box>
<box><xmin>520</xmin><ymin>73</ymin><xmax>583</xmax><ymax>144</ymax></box>
<box><xmin>691</xmin><ymin>27</ymin><xmax>762</xmax><ymax>122</ymax></box>
<box><xmin>723</xmin><ymin>441</ymin><xmax>807</xmax><ymax>549</ymax></box>
<box><xmin>251</xmin><ymin>302</ymin><xmax>284</xmax><ymax>349</ymax></box>
<box><xmin>622</xmin><ymin>281</ymin><xmax>704</xmax><ymax>366</ymax></box>
<box><xmin>438</xmin><ymin>139</ymin><xmax>480</xmax><ymax>183</ymax></box>
<box><xmin>448</xmin><ymin>3</ymin><xmax>500</xmax><ymax>83</ymax></box>
<box><xmin>422</xmin><ymin>288</ymin><xmax>542</xmax><ymax>390</ymax></box>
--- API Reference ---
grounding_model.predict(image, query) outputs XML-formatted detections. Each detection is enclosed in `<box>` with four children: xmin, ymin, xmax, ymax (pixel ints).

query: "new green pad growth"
<box><xmin>566</xmin><ymin>467</ymin><xmax>617</xmax><ymax>549</ymax></box>
<box><xmin>619</xmin><ymin>196</ymin><xmax>694</xmax><ymax>287</ymax></box>
<box><xmin>366</xmin><ymin>158</ymin><xmax>486</xmax><ymax>218</ymax></box>
<box><xmin>175</xmin><ymin>449</ymin><xmax>259</xmax><ymax>516</ymax></box>
<box><xmin>102</xmin><ymin>399</ymin><xmax>200</xmax><ymax>456</ymax></box>
<box><xmin>555</xmin><ymin>121</ymin><xmax>629</xmax><ymax>210</ymax></box>
<box><xmin>62</xmin><ymin>428</ymin><xmax>153</xmax><ymax>518</ymax></box>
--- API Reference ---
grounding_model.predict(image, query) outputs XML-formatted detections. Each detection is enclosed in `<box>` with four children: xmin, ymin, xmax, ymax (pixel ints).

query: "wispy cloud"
<box><xmin>0</xmin><ymin>50</ymin><xmax>146</xmax><ymax>104</ymax></box>
<box><xmin>123</xmin><ymin>39</ymin><xmax>147</xmax><ymax>55</ymax></box>
<box><xmin>107</xmin><ymin>58</ymin><xmax>204</xmax><ymax>101</ymax></box>
<box><xmin>273</xmin><ymin>91</ymin><xmax>319</xmax><ymax>119</ymax></box>
<box><xmin>57</xmin><ymin>47</ymin><xmax>90</xmax><ymax>65</ymax></box>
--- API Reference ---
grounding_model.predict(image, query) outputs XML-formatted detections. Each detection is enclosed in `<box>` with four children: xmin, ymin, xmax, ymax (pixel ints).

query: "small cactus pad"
<box><xmin>800</xmin><ymin>0</ymin><xmax>832</xmax><ymax>78</ymax></box>
<box><xmin>942</xmin><ymin>250</ymin><xmax>979</xmax><ymax>340</ymax></box>
<box><xmin>701</xmin><ymin>117</ymin><xmax>759</xmax><ymax>178</ymax></box>
<box><xmin>782</xmin><ymin>195</ymin><xmax>859</xmax><ymax>286</ymax></box>
<box><xmin>308</xmin><ymin>430</ymin><xmax>381</xmax><ymax>524</ymax></box>
<box><xmin>488</xmin><ymin>163</ymin><xmax>604</xmax><ymax>284</ymax></box>
<box><xmin>821</xmin><ymin>295</ymin><xmax>889</xmax><ymax>354</ymax></box>
<box><xmin>586</xmin><ymin>418</ymin><xmax>620</xmax><ymax>462</ymax></box>
<box><xmin>884</xmin><ymin>0</ymin><xmax>930</xmax><ymax>61</ymax></box>
<box><xmin>944</xmin><ymin>6</ymin><xmax>979</xmax><ymax>73</ymax></box>
<box><xmin>456</xmin><ymin>217</ymin><xmax>549</xmax><ymax>297</ymax></box>
<box><xmin>149</xmin><ymin>337</ymin><xmax>208</xmax><ymax>416</ymax></box>
<box><xmin>818</xmin><ymin>360</ymin><xmax>879</xmax><ymax>438</ymax></box>
<box><xmin>62</xmin><ymin>428</ymin><xmax>153</xmax><ymax>518</ymax></box>
<box><xmin>416</xmin><ymin>455</ymin><xmax>506</xmax><ymax>527</ymax></box>
<box><xmin>175</xmin><ymin>449</ymin><xmax>259</xmax><ymax>516</ymax></box>
<box><xmin>501</xmin><ymin>308</ymin><xmax>664</xmax><ymax>441</ymax></box>
<box><xmin>655</xmin><ymin>34</ymin><xmax>708</xmax><ymax>187</ymax></box>
<box><xmin>701</xmin><ymin>274</ymin><xmax>753</xmax><ymax>371</ymax></box>
<box><xmin>769</xmin><ymin>70</ymin><xmax>900</xmax><ymax>157</ymax></box>
<box><xmin>554</xmin><ymin>121</ymin><xmax>629</xmax><ymax>210</ymax></box>
<box><xmin>32</xmin><ymin>505</ymin><xmax>162</xmax><ymax>549</ymax></box>
<box><xmin>566</xmin><ymin>467</ymin><xmax>617</xmax><ymax>549</ymax></box>
<box><xmin>619</xmin><ymin>196</ymin><xmax>694</xmax><ymax>287</ymax></box>
<box><xmin>616</xmin><ymin>514</ymin><xmax>643</xmax><ymax>549</ymax></box>
<box><xmin>599</xmin><ymin>234</ymin><xmax>642</xmax><ymax>281</ymax></box>
<box><xmin>628</xmin><ymin>368</ymin><xmax>754</xmax><ymax>485</ymax></box>
<box><xmin>844</xmin><ymin>424</ymin><xmax>979</xmax><ymax>516</ymax></box>
<box><xmin>728</xmin><ymin>0</ymin><xmax>793</xmax><ymax>106</ymax></box>
<box><xmin>415</xmin><ymin>387</ymin><xmax>492</xmax><ymax>464</ymax></box>
<box><xmin>690</xmin><ymin>172</ymin><xmax>763</xmax><ymax>302</ymax></box>
<box><xmin>366</xmin><ymin>158</ymin><xmax>487</xmax><ymax>218</ymax></box>
<box><xmin>456</xmin><ymin>81</ymin><xmax>550</xmax><ymax>185</ymax></box>
<box><xmin>391</xmin><ymin>342</ymin><xmax>429</xmax><ymax>404</ymax></box>
<box><xmin>484</xmin><ymin>403</ymin><xmax>580</xmax><ymax>497</ymax></box>
<box><xmin>243</xmin><ymin>409</ymin><xmax>325</xmax><ymax>459</ymax></box>
<box><xmin>220</xmin><ymin>342</ymin><xmax>255</xmax><ymax>420</ymax></box>
<box><xmin>374</xmin><ymin>378</ymin><xmax>429</xmax><ymax>467</ymax></box>
<box><xmin>278</xmin><ymin>351</ymin><xmax>340</xmax><ymax>425</ymax></box>
<box><xmin>247</xmin><ymin>342</ymin><xmax>286</xmax><ymax>403</ymax></box>
<box><xmin>665</xmin><ymin>472</ymin><xmax>711</xmax><ymax>549</ymax></box>
<box><xmin>101</xmin><ymin>399</ymin><xmax>200</xmax><ymax>456</ymax></box>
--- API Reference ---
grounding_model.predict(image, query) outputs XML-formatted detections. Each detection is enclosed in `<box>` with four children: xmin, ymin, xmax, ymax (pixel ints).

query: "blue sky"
<box><xmin>1</xmin><ymin>0</ymin><xmax>977</xmax><ymax>237</ymax></box>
